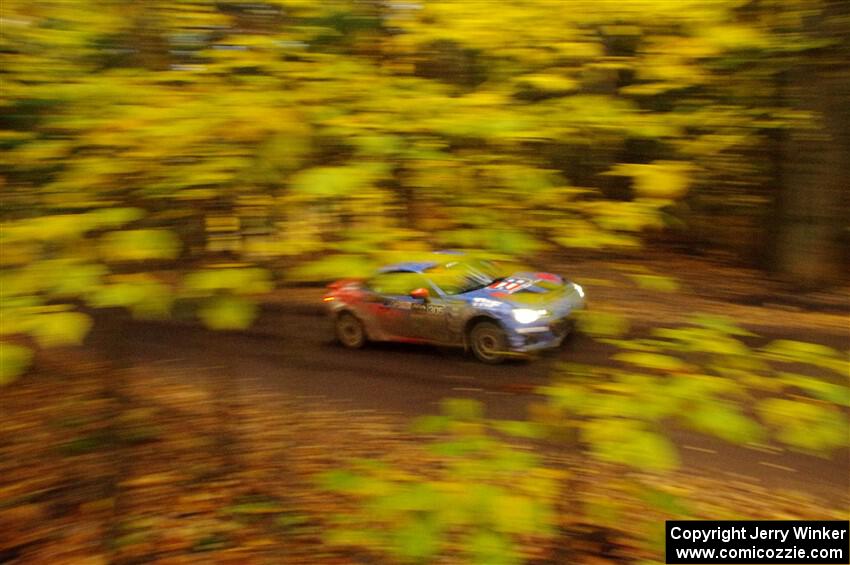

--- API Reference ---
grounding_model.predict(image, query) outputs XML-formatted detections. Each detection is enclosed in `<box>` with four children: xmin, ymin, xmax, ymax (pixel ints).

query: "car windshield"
<box><xmin>425</xmin><ymin>259</ymin><xmax>509</xmax><ymax>295</ymax></box>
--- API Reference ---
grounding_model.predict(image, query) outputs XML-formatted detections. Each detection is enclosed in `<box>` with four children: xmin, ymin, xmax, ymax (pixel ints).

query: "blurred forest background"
<box><xmin>1</xmin><ymin>2</ymin><xmax>849</xmax><ymax>564</ymax></box>
<box><xmin>3</xmin><ymin>0</ymin><xmax>850</xmax><ymax>379</ymax></box>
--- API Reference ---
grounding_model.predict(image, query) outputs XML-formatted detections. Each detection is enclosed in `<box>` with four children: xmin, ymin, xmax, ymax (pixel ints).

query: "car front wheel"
<box><xmin>469</xmin><ymin>321</ymin><xmax>508</xmax><ymax>364</ymax></box>
<box><xmin>335</xmin><ymin>312</ymin><xmax>366</xmax><ymax>349</ymax></box>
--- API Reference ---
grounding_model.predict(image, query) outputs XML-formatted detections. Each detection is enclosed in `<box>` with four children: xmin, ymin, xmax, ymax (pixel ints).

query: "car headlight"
<box><xmin>512</xmin><ymin>308</ymin><xmax>547</xmax><ymax>324</ymax></box>
<box><xmin>572</xmin><ymin>282</ymin><xmax>584</xmax><ymax>298</ymax></box>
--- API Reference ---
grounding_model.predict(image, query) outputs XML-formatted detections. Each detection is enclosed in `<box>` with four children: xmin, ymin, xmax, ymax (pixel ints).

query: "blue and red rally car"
<box><xmin>323</xmin><ymin>252</ymin><xmax>585</xmax><ymax>363</ymax></box>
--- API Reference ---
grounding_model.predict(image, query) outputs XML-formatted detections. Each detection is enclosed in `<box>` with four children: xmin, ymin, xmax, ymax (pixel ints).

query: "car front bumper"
<box><xmin>505</xmin><ymin>316</ymin><xmax>576</xmax><ymax>353</ymax></box>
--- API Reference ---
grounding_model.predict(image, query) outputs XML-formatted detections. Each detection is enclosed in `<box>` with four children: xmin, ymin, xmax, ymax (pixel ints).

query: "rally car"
<box><xmin>322</xmin><ymin>252</ymin><xmax>585</xmax><ymax>363</ymax></box>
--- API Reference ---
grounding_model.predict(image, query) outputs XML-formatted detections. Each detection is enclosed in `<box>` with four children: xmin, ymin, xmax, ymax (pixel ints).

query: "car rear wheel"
<box><xmin>336</xmin><ymin>312</ymin><xmax>366</xmax><ymax>349</ymax></box>
<box><xmin>469</xmin><ymin>321</ymin><xmax>507</xmax><ymax>364</ymax></box>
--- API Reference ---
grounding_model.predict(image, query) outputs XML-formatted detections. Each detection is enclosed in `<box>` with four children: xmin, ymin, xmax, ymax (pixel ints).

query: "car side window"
<box><xmin>367</xmin><ymin>272</ymin><xmax>428</xmax><ymax>296</ymax></box>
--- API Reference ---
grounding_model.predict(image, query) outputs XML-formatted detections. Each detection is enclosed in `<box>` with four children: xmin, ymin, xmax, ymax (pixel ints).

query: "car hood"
<box><xmin>465</xmin><ymin>271</ymin><xmax>583</xmax><ymax>310</ymax></box>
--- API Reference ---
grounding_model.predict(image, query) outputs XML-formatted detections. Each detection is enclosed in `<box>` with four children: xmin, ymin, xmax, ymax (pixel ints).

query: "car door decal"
<box><xmin>411</xmin><ymin>303</ymin><xmax>445</xmax><ymax>315</ymax></box>
<box><xmin>387</xmin><ymin>299</ymin><xmax>412</xmax><ymax>310</ymax></box>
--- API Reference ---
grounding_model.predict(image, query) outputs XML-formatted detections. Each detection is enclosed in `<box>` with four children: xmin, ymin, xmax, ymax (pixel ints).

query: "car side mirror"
<box><xmin>410</xmin><ymin>287</ymin><xmax>430</xmax><ymax>301</ymax></box>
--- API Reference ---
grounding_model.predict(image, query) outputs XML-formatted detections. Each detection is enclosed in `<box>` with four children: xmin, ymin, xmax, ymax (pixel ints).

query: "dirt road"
<box><xmin>89</xmin><ymin>301</ymin><xmax>849</xmax><ymax>501</ymax></box>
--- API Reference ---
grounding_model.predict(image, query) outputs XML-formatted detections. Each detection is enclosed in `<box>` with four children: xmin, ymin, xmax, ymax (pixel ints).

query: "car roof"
<box><xmin>377</xmin><ymin>261</ymin><xmax>437</xmax><ymax>274</ymax></box>
<box><xmin>377</xmin><ymin>250</ymin><xmax>468</xmax><ymax>274</ymax></box>
<box><xmin>378</xmin><ymin>249</ymin><xmax>466</xmax><ymax>273</ymax></box>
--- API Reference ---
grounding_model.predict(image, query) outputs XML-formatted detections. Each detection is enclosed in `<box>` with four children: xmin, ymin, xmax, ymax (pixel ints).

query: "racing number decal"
<box><xmin>488</xmin><ymin>278</ymin><xmax>532</xmax><ymax>293</ymax></box>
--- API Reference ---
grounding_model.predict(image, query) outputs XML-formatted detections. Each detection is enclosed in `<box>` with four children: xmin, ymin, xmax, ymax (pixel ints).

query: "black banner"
<box><xmin>666</xmin><ymin>521</ymin><xmax>849</xmax><ymax>564</ymax></box>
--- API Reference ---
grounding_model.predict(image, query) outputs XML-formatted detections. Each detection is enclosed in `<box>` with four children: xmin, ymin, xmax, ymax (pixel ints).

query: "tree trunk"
<box><xmin>772</xmin><ymin>59</ymin><xmax>849</xmax><ymax>288</ymax></box>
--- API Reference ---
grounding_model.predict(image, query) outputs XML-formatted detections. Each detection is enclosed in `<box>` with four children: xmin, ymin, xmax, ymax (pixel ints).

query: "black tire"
<box><xmin>469</xmin><ymin>321</ymin><xmax>508</xmax><ymax>364</ymax></box>
<box><xmin>335</xmin><ymin>312</ymin><xmax>366</xmax><ymax>349</ymax></box>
